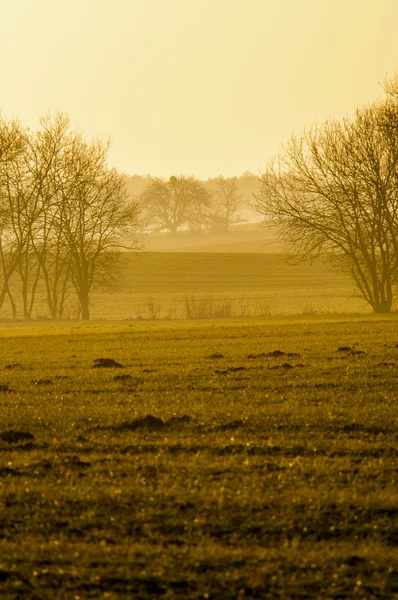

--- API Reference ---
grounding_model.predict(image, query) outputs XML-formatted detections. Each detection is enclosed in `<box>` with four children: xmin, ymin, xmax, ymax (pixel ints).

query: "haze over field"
<box><xmin>2</xmin><ymin>0</ymin><xmax>398</xmax><ymax>178</ymax></box>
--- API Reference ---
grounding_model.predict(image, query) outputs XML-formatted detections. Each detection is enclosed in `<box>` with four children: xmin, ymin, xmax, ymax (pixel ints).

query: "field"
<box><xmin>0</xmin><ymin>253</ymin><xmax>370</xmax><ymax>322</ymax></box>
<box><xmin>0</xmin><ymin>316</ymin><xmax>397</xmax><ymax>599</ymax></box>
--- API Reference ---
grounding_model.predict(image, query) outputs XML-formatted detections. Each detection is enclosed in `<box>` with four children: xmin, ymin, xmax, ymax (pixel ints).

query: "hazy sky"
<box><xmin>1</xmin><ymin>0</ymin><xmax>397</xmax><ymax>178</ymax></box>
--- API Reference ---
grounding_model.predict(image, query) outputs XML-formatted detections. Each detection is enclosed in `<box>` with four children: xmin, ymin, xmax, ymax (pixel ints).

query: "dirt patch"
<box><xmin>0</xmin><ymin>430</ymin><xmax>35</xmax><ymax>443</ymax></box>
<box><xmin>92</xmin><ymin>358</ymin><xmax>125</xmax><ymax>369</ymax></box>
<box><xmin>214</xmin><ymin>366</ymin><xmax>247</xmax><ymax>375</ymax></box>
<box><xmin>116</xmin><ymin>414</ymin><xmax>165</xmax><ymax>432</ymax></box>
<box><xmin>113</xmin><ymin>374</ymin><xmax>133</xmax><ymax>381</ymax></box>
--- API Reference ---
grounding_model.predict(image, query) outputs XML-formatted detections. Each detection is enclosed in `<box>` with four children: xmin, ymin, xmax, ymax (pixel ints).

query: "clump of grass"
<box><xmin>183</xmin><ymin>294</ymin><xmax>232</xmax><ymax>319</ymax></box>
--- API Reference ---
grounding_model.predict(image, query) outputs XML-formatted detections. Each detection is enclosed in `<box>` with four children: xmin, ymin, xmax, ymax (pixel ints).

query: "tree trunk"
<box><xmin>374</xmin><ymin>298</ymin><xmax>392</xmax><ymax>313</ymax></box>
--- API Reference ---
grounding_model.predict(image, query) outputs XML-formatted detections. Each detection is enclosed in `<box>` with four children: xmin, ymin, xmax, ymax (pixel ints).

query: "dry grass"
<box><xmin>0</xmin><ymin>253</ymin><xmax>369</xmax><ymax>321</ymax></box>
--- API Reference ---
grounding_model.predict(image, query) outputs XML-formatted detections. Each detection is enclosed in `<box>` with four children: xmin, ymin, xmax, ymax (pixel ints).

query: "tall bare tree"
<box><xmin>58</xmin><ymin>135</ymin><xmax>139</xmax><ymax>320</ymax></box>
<box><xmin>28</xmin><ymin>113</ymin><xmax>75</xmax><ymax>318</ymax></box>
<box><xmin>0</xmin><ymin>116</ymin><xmax>27</xmax><ymax>315</ymax></box>
<box><xmin>255</xmin><ymin>84</ymin><xmax>398</xmax><ymax>313</ymax></box>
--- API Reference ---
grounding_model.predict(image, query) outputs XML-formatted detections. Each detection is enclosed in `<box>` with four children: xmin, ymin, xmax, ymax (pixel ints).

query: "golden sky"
<box><xmin>1</xmin><ymin>0</ymin><xmax>397</xmax><ymax>178</ymax></box>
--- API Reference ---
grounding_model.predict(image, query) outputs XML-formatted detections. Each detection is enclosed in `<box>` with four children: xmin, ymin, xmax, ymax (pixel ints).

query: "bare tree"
<box><xmin>209</xmin><ymin>176</ymin><xmax>245</xmax><ymax>230</ymax></box>
<box><xmin>58</xmin><ymin>135</ymin><xmax>139</xmax><ymax>320</ymax></box>
<box><xmin>255</xmin><ymin>87</ymin><xmax>398</xmax><ymax>313</ymax></box>
<box><xmin>140</xmin><ymin>175</ymin><xmax>211</xmax><ymax>234</ymax></box>
<box><xmin>0</xmin><ymin>116</ymin><xmax>28</xmax><ymax>316</ymax></box>
<box><xmin>28</xmin><ymin>113</ymin><xmax>75</xmax><ymax>318</ymax></box>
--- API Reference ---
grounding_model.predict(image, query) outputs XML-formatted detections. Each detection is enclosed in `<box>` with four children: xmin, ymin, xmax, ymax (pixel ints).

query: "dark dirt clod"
<box><xmin>206</xmin><ymin>353</ymin><xmax>225</xmax><ymax>359</ymax></box>
<box><xmin>0</xmin><ymin>384</ymin><xmax>10</xmax><ymax>392</ymax></box>
<box><xmin>215</xmin><ymin>366</ymin><xmax>246</xmax><ymax>375</ymax></box>
<box><xmin>270</xmin><ymin>363</ymin><xmax>294</xmax><ymax>370</ymax></box>
<box><xmin>0</xmin><ymin>569</ymin><xmax>12</xmax><ymax>582</ymax></box>
<box><xmin>4</xmin><ymin>363</ymin><xmax>22</xmax><ymax>370</ymax></box>
<box><xmin>92</xmin><ymin>358</ymin><xmax>125</xmax><ymax>369</ymax></box>
<box><xmin>0</xmin><ymin>467</ymin><xmax>21</xmax><ymax>476</ymax></box>
<box><xmin>65</xmin><ymin>455</ymin><xmax>91</xmax><ymax>468</ymax></box>
<box><xmin>337</xmin><ymin>346</ymin><xmax>353</xmax><ymax>352</ymax></box>
<box><xmin>167</xmin><ymin>415</ymin><xmax>192</xmax><ymax>426</ymax></box>
<box><xmin>113</xmin><ymin>374</ymin><xmax>133</xmax><ymax>381</ymax></box>
<box><xmin>214</xmin><ymin>419</ymin><xmax>245</xmax><ymax>431</ymax></box>
<box><xmin>266</xmin><ymin>350</ymin><xmax>286</xmax><ymax>357</ymax></box>
<box><xmin>118</xmin><ymin>414</ymin><xmax>165</xmax><ymax>431</ymax></box>
<box><xmin>0</xmin><ymin>429</ymin><xmax>35</xmax><ymax>443</ymax></box>
<box><xmin>31</xmin><ymin>379</ymin><xmax>53</xmax><ymax>385</ymax></box>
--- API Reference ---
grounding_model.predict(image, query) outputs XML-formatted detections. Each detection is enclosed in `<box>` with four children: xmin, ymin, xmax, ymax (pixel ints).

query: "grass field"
<box><xmin>0</xmin><ymin>253</ymin><xmax>370</xmax><ymax>321</ymax></box>
<box><xmin>0</xmin><ymin>316</ymin><xmax>397</xmax><ymax>598</ymax></box>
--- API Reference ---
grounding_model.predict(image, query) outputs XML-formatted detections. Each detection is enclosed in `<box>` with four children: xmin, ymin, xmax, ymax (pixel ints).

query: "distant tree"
<box><xmin>255</xmin><ymin>82</ymin><xmax>398</xmax><ymax>313</ymax></box>
<box><xmin>209</xmin><ymin>176</ymin><xmax>245</xmax><ymax>230</ymax></box>
<box><xmin>140</xmin><ymin>175</ymin><xmax>211</xmax><ymax>234</ymax></box>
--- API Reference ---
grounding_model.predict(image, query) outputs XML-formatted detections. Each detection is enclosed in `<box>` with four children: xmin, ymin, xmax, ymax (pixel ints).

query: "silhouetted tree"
<box><xmin>58</xmin><ymin>135</ymin><xmax>139</xmax><ymax>320</ymax></box>
<box><xmin>0</xmin><ymin>112</ymin><xmax>140</xmax><ymax>320</ymax></box>
<box><xmin>209</xmin><ymin>176</ymin><xmax>245</xmax><ymax>230</ymax></box>
<box><xmin>256</xmin><ymin>81</ymin><xmax>398</xmax><ymax>313</ymax></box>
<box><xmin>0</xmin><ymin>116</ymin><xmax>28</xmax><ymax>316</ymax></box>
<box><xmin>140</xmin><ymin>175</ymin><xmax>211</xmax><ymax>234</ymax></box>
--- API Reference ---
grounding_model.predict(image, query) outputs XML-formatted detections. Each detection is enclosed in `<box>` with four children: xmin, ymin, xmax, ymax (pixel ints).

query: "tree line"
<box><xmin>126</xmin><ymin>172</ymin><xmax>260</xmax><ymax>234</ymax></box>
<box><xmin>0</xmin><ymin>112</ymin><xmax>258</xmax><ymax>320</ymax></box>
<box><xmin>0</xmin><ymin>113</ymin><xmax>138</xmax><ymax>320</ymax></box>
<box><xmin>2</xmin><ymin>75</ymin><xmax>398</xmax><ymax>318</ymax></box>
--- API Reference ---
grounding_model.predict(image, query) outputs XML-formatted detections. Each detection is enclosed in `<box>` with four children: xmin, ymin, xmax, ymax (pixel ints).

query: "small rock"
<box><xmin>266</xmin><ymin>350</ymin><xmax>286</xmax><ymax>357</ymax></box>
<box><xmin>206</xmin><ymin>353</ymin><xmax>225</xmax><ymax>359</ymax></box>
<box><xmin>337</xmin><ymin>346</ymin><xmax>353</xmax><ymax>352</ymax></box>
<box><xmin>92</xmin><ymin>358</ymin><xmax>125</xmax><ymax>369</ymax></box>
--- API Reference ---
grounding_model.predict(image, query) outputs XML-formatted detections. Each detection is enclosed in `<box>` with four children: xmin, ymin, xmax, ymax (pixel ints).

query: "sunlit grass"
<box><xmin>0</xmin><ymin>316</ymin><xmax>397</xmax><ymax>598</ymax></box>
